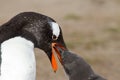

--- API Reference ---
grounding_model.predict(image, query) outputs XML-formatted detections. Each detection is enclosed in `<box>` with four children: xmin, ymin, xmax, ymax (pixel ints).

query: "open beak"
<box><xmin>51</xmin><ymin>42</ymin><xmax>66</xmax><ymax>72</ymax></box>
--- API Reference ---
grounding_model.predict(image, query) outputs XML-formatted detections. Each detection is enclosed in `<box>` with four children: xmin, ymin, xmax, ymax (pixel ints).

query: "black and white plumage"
<box><xmin>56</xmin><ymin>46</ymin><xmax>106</xmax><ymax>80</ymax></box>
<box><xmin>0</xmin><ymin>12</ymin><xmax>66</xmax><ymax>80</ymax></box>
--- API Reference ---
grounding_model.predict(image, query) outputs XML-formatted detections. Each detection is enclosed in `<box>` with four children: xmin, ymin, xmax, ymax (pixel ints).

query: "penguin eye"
<box><xmin>52</xmin><ymin>35</ymin><xmax>58</xmax><ymax>40</ymax></box>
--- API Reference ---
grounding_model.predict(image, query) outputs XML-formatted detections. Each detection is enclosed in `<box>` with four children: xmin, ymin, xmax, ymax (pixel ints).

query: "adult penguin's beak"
<box><xmin>49</xmin><ymin>42</ymin><xmax>66</xmax><ymax>72</ymax></box>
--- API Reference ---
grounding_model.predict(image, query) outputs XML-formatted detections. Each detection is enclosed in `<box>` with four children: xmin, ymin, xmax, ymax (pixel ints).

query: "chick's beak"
<box><xmin>50</xmin><ymin>42</ymin><xmax>66</xmax><ymax>72</ymax></box>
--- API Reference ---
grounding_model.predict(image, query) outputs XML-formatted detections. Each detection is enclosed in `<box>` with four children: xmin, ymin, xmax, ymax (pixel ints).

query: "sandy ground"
<box><xmin>0</xmin><ymin>0</ymin><xmax>120</xmax><ymax>80</ymax></box>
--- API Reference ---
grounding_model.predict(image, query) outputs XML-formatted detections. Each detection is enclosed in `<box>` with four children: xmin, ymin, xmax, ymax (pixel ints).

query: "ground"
<box><xmin>0</xmin><ymin>0</ymin><xmax>120</xmax><ymax>80</ymax></box>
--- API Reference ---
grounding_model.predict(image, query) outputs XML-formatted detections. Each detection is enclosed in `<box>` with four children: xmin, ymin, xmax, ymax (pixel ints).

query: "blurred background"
<box><xmin>0</xmin><ymin>0</ymin><xmax>120</xmax><ymax>80</ymax></box>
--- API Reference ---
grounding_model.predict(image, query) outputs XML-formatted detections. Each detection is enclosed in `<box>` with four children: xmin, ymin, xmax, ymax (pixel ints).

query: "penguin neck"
<box><xmin>0</xmin><ymin>36</ymin><xmax>36</xmax><ymax>80</ymax></box>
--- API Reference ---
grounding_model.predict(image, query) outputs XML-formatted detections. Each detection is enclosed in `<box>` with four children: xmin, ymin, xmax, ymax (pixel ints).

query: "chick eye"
<box><xmin>52</xmin><ymin>35</ymin><xmax>58</xmax><ymax>40</ymax></box>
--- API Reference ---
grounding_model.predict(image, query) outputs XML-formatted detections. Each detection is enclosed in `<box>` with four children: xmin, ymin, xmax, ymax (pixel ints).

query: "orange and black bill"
<box><xmin>50</xmin><ymin>42</ymin><xmax>66</xmax><ymax>72</ymax></box>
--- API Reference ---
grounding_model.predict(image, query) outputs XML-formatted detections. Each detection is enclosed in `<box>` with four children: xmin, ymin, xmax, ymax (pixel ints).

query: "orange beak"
<box><xmin>51</xmin><ymin>43</ymin><xmax>66</xmax><ymax>72</ymax></box>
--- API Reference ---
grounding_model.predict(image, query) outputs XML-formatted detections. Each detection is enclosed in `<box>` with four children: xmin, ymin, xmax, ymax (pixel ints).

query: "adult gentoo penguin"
<box><xmin>52</xmin><ymin>43</ymin><xmax>106</xmax><ymax>80</ymax></box>
<box><xmin>0</xmin><ymin>12</ymin><xmax>67</xmax><ymax>80</ymax></box>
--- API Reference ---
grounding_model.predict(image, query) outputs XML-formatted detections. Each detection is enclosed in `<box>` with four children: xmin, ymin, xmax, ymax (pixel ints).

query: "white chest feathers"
<box><xmin>0</xmin><ymin>37</ymin><xmax>36</xmax><ymax>80</ymax></box>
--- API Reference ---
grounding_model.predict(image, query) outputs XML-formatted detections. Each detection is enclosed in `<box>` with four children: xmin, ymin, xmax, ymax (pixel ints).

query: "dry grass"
<box><xmin>64</xmin><ymin>13</ymin><xmax>81</xmax><ymax>21</ymax></box>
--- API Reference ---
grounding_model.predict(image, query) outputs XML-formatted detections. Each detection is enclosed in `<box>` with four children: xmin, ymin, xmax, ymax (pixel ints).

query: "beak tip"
<box><xmin>54</xmin><ymin>70</ymin><xmax>56</xmax><ymax>73</ymax></box>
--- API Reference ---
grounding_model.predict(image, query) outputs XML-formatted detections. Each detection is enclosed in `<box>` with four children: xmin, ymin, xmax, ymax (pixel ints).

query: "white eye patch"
<box><xmin>49</xmin><ymin>22</ymin><xmax>60</xmax><ymax>39</ymax></box>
